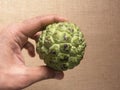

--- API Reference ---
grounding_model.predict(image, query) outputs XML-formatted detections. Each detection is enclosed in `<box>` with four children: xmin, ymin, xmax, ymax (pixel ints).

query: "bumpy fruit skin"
<box><xmin>36</xmin><ymin>22</ymin><xmax>86</xmax><ymax>71</ymax></box>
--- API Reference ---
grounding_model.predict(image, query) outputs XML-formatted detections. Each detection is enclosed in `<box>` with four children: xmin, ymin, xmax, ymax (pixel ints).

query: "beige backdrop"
<box><xmin>0</xmin><ymin>0</ymin><xmax>120</xmax><ymax>90</ymax></box>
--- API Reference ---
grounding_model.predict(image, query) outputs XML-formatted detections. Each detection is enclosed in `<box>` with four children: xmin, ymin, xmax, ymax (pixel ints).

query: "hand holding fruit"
<box><xmin>0</xmin><ymin>15</ymin><xmax>66</xmax><ymax>90</ymax></box>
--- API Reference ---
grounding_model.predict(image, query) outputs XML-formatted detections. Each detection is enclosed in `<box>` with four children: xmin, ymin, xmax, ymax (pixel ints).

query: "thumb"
<box><xmin>26</xmin><ymin>66</ymin><xmax>64</xmax><ymax>84</ymax></box>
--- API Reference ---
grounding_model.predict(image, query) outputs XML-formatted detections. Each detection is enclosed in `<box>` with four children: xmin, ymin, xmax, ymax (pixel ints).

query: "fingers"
<box><xmin>26</xmin><ymin>66</ymin><xmax>64</xmax><ymax>84</ymax></box>
<box><xmin>18</xmin><ymin>15</ymin><xmax>67</xmax><ymax>37</ymax></box>
<box><xmin>23</xmin><ymin>41</ymin><xmax>35</xmax><ymax>57</ymax></box>
<box><xmin>32</xmin><ymin>32</ymin><xmax>41</xmax><ymax>42</ymax></box>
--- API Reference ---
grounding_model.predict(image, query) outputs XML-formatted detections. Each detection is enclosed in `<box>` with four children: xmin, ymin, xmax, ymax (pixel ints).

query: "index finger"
<box><xmin>17</xmin><ymin>15</ymin><xmax>67</xmax><ymax>37</ymax></box>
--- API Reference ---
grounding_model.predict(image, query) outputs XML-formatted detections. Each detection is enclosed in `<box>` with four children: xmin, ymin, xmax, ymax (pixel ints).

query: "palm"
<box><xmin>0</xmin><ymin>15</ymin><xmax>65</xmax><ymax>90</ymax></box>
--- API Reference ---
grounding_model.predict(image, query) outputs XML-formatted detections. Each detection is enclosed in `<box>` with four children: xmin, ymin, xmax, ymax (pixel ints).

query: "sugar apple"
<box><xmin>36</xmin><ymin>22</ymin><xmax>86</xmax><ymax>71</ymax></box>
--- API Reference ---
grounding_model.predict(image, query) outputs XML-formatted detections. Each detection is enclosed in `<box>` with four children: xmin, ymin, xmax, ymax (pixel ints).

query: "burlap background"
<box><xmin>0</xmin><ymin>0</ymin><xmax>120</xmax><ymax>90</ymax></box>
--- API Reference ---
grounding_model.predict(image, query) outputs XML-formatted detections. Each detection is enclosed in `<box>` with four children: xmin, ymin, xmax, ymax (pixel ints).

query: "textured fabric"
<box><xmin>0</xmin><ymin>0</ymin><xmax>120</xmax><ymax>90</ymax></box>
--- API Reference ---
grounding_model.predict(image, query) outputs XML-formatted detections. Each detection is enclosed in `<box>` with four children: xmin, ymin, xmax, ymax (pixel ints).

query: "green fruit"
<box><xmin>36</xmin><ymin>22</ymin><xmax>86</xmax><ymax>71</ymax></box>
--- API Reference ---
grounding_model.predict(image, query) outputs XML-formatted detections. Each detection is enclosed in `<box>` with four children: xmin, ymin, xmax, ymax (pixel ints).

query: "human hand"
<box><xmin>0</xmin><ymin>15</ymin><xmax>66</xmax><ymax>90</ymax></box>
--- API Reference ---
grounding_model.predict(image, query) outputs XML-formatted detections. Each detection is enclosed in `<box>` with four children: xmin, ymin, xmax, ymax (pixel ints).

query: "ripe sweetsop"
<box><xmin>36</xmin><ymin>22</ymin><xmax>86</xmax><ymax>71</ymax></box>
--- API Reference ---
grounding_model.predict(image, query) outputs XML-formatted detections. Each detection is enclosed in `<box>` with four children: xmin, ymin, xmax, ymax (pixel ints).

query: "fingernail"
<box><xmin>54</xmin><ymin>72</ymin><xmax>64</xmax><ymax>80</ymax></box>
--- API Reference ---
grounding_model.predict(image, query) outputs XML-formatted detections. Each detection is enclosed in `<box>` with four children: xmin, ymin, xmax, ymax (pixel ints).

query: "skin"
<box><xmin>0</xmin><ymin>15</ymin><xmax>67</xmax><ymax>90</ymax></box>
